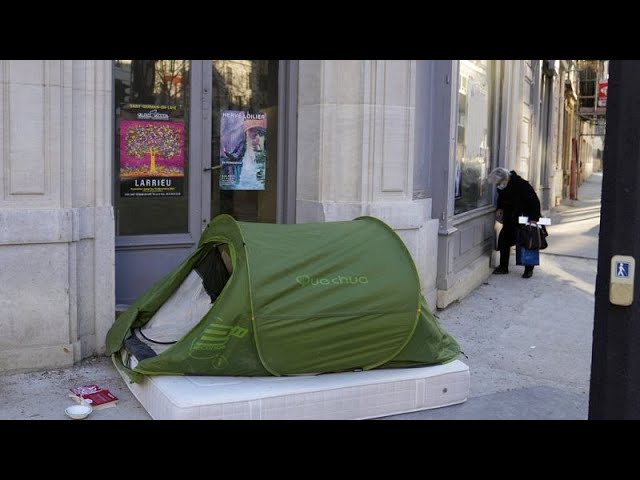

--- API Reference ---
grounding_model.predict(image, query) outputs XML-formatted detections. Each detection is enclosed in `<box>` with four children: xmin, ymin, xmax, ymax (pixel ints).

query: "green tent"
<box><xmin>106</xmin><ymin>215</ymin><xmax>460</xmax><ymax>381</ymax></box>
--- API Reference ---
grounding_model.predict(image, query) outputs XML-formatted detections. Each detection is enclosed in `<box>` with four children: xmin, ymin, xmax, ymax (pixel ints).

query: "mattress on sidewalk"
<box><xmin>113</xmin><ymin>356</ymin><xmax>470</xmax><ymax>420</ymax></box>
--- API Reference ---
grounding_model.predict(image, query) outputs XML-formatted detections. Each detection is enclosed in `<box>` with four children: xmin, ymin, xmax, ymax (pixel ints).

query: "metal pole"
<box><xmin>589</xmin><ymin>60</ymin><xmax>640</xmax><ymax>419</ymax></box>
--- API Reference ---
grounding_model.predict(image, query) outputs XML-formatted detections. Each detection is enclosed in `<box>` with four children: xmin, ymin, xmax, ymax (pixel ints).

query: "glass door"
<box><xmin>114</xmin><ymin>60</ymin><xmax>205</xmax><ymax>306</ymax></box>
<box><xmin>114</xmin><ymin>60</ymin><xmax>295</xmax><ymax>307</ymax></box>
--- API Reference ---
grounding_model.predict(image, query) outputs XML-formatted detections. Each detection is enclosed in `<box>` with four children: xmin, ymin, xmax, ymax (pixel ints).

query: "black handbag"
<box><xmin>517</xmin><ymin>224</ymin><xmax>548</xmax><ymax>250</ymax></box>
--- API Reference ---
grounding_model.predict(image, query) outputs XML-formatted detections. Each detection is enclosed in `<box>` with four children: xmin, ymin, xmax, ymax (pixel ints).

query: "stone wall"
<box><xmin>0</xmin><ymin>61</ymin><xmax>114</xmax><ymax>373</ymax></box>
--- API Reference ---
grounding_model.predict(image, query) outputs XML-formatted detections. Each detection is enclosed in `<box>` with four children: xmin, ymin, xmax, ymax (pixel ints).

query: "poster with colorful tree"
<box><xmin>119</xmin><ymin>120</ymin><xmax>185</xmax><ymax>197</ymax></box>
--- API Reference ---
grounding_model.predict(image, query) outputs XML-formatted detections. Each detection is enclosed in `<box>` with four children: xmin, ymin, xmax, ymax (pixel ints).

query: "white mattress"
<box><xmin>113</xmin><ymin>357</ymin><xmax>470</xmax><ymax>420</ymax></box>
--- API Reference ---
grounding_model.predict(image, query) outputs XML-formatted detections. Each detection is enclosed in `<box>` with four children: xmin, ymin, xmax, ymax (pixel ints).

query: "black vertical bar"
<box><xmin>589</xmin><ymin>60</ymin><xmax>640</xmax><ymax>419</ymax></box>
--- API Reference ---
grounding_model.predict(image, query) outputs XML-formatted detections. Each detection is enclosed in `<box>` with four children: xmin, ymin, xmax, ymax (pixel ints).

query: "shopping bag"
<box><xmin>491</xmin><ymin>220</ymin><xmax>502</xmax><ymax>268</ymax></box>
<box><xmin>516</xmin><ymin>244</ymin><xmax>539</xmax><ymax>266</ymax></box>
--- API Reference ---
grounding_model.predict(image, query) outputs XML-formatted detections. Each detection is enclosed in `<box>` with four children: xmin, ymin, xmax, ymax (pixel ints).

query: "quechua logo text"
<box><xmin>295</xmin><ymin>274</ymin><xmax>369</xmax><ymax>287</ymax></box>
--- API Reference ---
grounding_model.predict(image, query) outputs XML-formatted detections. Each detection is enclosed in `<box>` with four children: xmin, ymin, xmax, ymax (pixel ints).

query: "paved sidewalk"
<box><xmin>0</xmin><ymin>356</ymin><xmax>151</xmax><ymax>420</ymax></box>
<box><xmin>385</xmin><ymin>173</ymin><xmax>602</xmax><ymax>419</ymax></box>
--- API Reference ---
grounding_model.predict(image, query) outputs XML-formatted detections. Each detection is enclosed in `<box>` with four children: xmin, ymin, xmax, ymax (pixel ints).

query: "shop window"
<box><xmin>454</xmin><ymin>60</ymin><xmax>495</xmax><ymax>215</ymax></box>
<box><xmin>578</xmin><ymin>66</ymin><xmax>597</xmax><ymax>109</ymax></box>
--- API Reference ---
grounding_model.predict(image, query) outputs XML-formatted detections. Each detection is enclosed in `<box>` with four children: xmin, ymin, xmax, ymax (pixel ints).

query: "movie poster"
<box><xmin>219</xmin><ymin>111</ymin><xmax>267</xmax><ymax>190</ymax></box>
<box><xmin>119</xmin><ymin>119</ymin><xmax>185</xmax><ymax>197</ymax></box>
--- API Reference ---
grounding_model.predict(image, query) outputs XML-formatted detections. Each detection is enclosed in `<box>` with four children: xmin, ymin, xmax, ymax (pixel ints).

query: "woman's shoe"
<box><xmin>493</xmin><ymin>266</ymin><xmax>509</xmax><ymax>274</ymax></box>
<box><xmin>522</xmin><ymin>269</ymin><xmax>533</xmax><ymax>278</ymax></box>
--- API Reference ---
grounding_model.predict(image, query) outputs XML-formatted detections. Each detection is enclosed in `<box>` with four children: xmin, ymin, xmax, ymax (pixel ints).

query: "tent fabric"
<box><xmin>106</xmin><ymin>214</ymin><xmax>460</xmax><ymax>379</ymax></box>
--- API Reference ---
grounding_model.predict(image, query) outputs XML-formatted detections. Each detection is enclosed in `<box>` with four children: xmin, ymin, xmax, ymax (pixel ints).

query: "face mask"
<box><xmin>497</xmin><ymin>183</ymin><xmax>507</xmax><ymax>190</ymax></box>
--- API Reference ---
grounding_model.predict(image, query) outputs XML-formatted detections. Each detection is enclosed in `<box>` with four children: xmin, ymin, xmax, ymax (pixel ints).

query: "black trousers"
<box><xmin>498</xmin><ymin>224</ymin><xmax>534</xmax><ymax>272</ymax></box>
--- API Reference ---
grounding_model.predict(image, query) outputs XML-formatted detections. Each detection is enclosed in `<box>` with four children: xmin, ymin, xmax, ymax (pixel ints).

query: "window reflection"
<box><xmin>454</xmin><ymin>60</ymin><xmax>494</xmax><ymax>215</ymax></box>
<box><xmin>115</xmin><ymin>60</ymin><xmax>188</xmax><ymax>106</ymax></box>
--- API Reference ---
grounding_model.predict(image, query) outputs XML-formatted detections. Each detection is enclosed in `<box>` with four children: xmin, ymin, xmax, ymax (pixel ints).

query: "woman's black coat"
<box><xmin>496</xmin><ymin>170</ymin><xmax>541</xmax><ymax>247</ymax></box>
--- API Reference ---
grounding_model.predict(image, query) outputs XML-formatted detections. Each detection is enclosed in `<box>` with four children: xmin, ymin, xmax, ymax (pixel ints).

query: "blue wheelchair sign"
<box><xmin>616</xmin><ymin>261</ymin><xmax>630</xmax><ymax>278</ymax></box>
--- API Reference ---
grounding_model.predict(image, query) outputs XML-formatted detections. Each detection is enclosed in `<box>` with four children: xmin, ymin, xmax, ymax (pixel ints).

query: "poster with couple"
<box><xmin>219</xmin><ymin>111</ymin><xmax>267</xmax><ymax>191</ymax></box>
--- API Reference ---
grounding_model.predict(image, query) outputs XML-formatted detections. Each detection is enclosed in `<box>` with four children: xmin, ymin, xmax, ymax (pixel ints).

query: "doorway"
<box><xmin>114</xmin><ymin>60</ymin><xmax>297</xmax><ymax>307</ymax></box>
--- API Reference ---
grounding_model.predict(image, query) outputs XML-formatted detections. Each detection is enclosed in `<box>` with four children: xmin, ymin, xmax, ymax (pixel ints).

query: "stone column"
<box><xmin>296</xmin><ymin>60</ymin><xmax>440</xmax><ymax>305</ymax></box>
<box><xmin>0</xmin><ymin>60</ymin><xmax>114</xmax><ymax>373</ymax></box>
